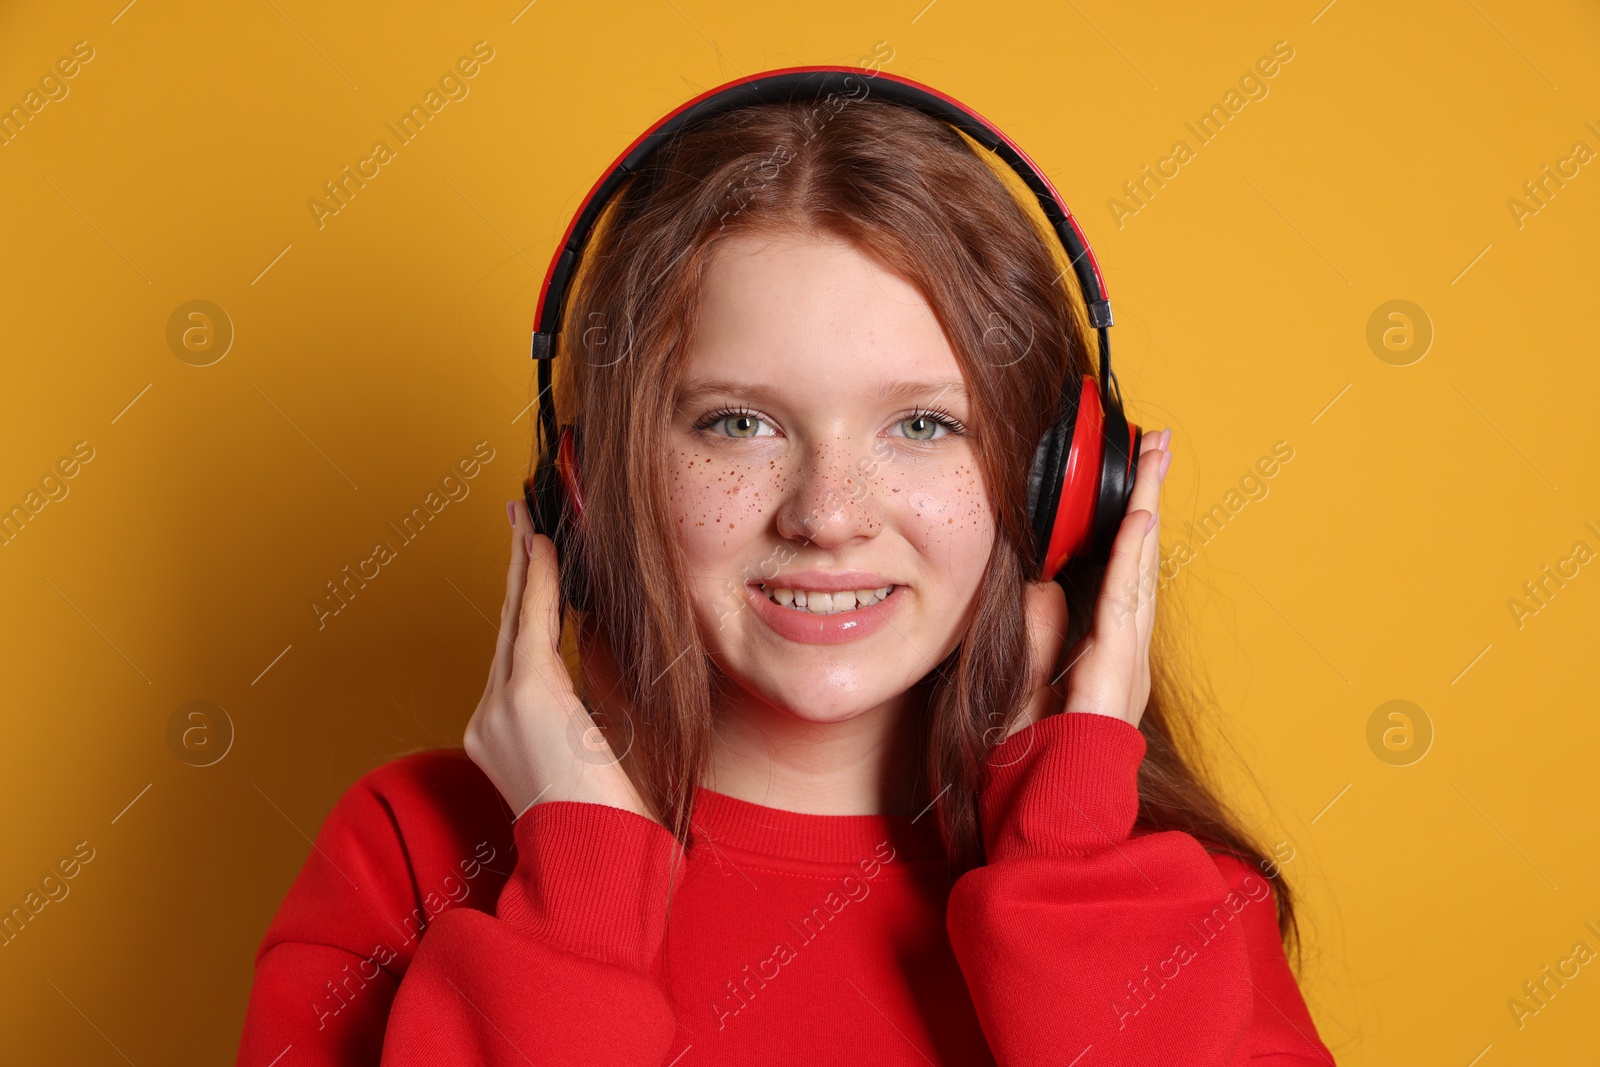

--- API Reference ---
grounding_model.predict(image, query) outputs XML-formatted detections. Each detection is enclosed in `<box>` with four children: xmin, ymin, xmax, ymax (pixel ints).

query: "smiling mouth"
<box><xmin>754</xmin><ymin>583</ymin><xmax>897</xmax><ymax>615</ymax></box>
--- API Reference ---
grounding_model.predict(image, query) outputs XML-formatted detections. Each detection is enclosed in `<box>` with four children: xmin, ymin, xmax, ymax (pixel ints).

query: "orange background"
<box><xmin>2</xmin><ymin>1</ymin><xmax>1597</xmax><ymax>1063</ymax></box>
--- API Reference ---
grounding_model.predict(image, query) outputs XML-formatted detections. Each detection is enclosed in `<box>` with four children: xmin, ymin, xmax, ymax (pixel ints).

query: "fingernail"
<box><xmin>524</xmin><ymin>532</ymin><xmax>535</xmax><ymax>558</ymax></box>
<box><xmin>1160</xmin><ymin>428</ymin><xmax>1172</xmax><ymax>449</ymax></box>
<box><xmin>1159</xmin><ymin>450</ymin><xmax>1172</xmax><ymax>481</ymax></box>
<box><xmin>1145</xmin><ymin>510</ymin><xmax>1157</xmax><ymax>533</ymax></box>
<box><xmin>506</xmin><ymin>500</ymin><xmax>517</xmax><ymax>528</ymax></box>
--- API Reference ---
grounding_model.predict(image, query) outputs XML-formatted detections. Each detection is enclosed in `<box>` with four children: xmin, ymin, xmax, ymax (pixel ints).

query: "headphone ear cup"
<box><xmin>1033</xmin><ymin>376</ymin><xmax>1145</xmax><ymax>575</ymax></box>
<box><xmin>1026</xmin><ymin>411</ymin><xmax>1073</xmax><ymax>580</ymax></box>
<box><xmin>528</xmin><ymin>448</ymin><xmax>564</xmax><ymax>541</ymax></box>
<box><xmin>1030</xmin><ymin>374</ymin><xmax>1107</xmax><ymax>582</ymax></box>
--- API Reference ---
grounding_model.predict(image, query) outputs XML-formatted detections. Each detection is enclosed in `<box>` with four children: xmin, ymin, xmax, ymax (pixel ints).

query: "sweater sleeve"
<box><xmin>945</xmin><ymin>712</ymin><xmax>1336</xmax><ymax>1066</ymax></box>
<box><xmin>377</xmin><ymin>800</ymin><xmax>686</xmax><ymax>1066</ymax></box>
<box><xmin>236</xmin><ymin>754</ymin><xmax>503</xmax><ymax>1067</ymax></box>
<box><xmin>233</xmin><ymin>755</ymin><xmax>499</xmax><ymax>1062</ymax></box>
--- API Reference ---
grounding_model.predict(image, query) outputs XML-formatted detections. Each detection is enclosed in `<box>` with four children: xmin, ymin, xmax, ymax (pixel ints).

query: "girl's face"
<box><xmin>668</xmin><ymin>231</ymin><xmax>997</xmax><ymax>725</ymax></box>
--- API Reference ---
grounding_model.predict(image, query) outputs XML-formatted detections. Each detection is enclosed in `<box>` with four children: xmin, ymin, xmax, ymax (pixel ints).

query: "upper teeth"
<box><xmin>761</xmin><ymin>585</ymin><xmax>893</xmax><ymax>614</ymax></box>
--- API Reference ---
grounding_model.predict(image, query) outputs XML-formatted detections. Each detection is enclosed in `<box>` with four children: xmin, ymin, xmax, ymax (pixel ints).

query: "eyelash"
<box><xmin>692</xmin><ymin>405</ymin><xmax>968</xmax><ymax>440</ymax></box>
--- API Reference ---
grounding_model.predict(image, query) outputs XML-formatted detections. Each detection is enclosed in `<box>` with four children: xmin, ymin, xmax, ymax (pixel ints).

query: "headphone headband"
<box><xmin>528</xmin><ymin>64</ymin><xmax>1118</xmax><ymax>461</ymax></box>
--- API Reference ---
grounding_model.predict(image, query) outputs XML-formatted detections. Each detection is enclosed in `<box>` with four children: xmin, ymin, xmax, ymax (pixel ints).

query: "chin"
<box><xmin>758</xmin><ymin>640</ymin><xmax>936</xmax><ymax>715</ymax></box>
<box><xmin>745</xmin><ymin>673</ymin><xmax>901</xmax><ymax>724</ymax></box>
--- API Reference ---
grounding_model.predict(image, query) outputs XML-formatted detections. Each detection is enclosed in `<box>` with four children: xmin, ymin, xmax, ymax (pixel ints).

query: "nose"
<box><xmin>775</xmin><ymin>436</ymin><xmax>882</xmax><ymax>548</ymax></box>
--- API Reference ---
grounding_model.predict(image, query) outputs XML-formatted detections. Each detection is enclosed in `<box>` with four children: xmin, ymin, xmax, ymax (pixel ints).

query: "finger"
<box><xmin>1131</xmin><ymin>462</ymin><xmax>1166</xmax><ymax>721</ymax></box>
<box><xmin>509</xmin><ymin>529</ymin><xmax>567</xmax><ymax>707</ymax></box>
<box><xmin>1067</xmin><ymin>506</ymin><xmax>1152</xmax><ymax>717</ymax></box>
<box><xmin>1119</xmin><ymin>429</ymin><xmax>1166</xmax><ymax>624</ymax></box>
<box><xmin>1095</xmin><ymin>503</ymin><xmax>1152</xmax><ymax>639</ymax></box>
<box><xmin>1135</xmin><ymin>437</ymin><xmax>1171</xmax><ymax>636</ymax></box>
<box><xmin>489</xmin><ymin>500</ymin><xmax>531</xmax><ymax>689</ymax></box>
<box><xmin>1125</xmin><ymin>429</ymin><xmax>1167</xmax><ymax>529</ymax></box>
<box><xmin>1085</xmin><ymin>427</ymin><xmax>1164</xmax><ymax>644</ymax></box>
<box><xmin>1138</xmin><ymin>426</ymin><xmax>1166</xmax><ymax>460</ymax></box>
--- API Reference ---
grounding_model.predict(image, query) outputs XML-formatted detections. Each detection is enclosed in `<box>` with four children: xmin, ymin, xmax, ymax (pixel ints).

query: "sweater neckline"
<box><xmin>689</xmin><ymin>784</ymin><xmax>947</xmax><ymax>866</ymax></box>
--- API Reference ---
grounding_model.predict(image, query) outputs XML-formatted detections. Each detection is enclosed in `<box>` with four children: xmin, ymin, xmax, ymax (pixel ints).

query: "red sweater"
<box><xmin>236</xmin><ymin>712</ymin><xmax>1334</xmax><ymax>1065</ymax></box>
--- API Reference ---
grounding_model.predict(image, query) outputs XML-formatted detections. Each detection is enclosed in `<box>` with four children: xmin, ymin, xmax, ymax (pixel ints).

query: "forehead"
<box><xmin>684</xmin><ymin>232</ymin><xmax>966</xmax><ymax>400</ymax></box>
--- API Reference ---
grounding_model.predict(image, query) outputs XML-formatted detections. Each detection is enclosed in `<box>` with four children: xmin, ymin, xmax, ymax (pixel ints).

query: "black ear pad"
<box><xmin>526</xmin><ymin>423</ymin><xmax>592</xmax><ymax>613</ymax></box>
<box><xmin>1090</xmin><ymin>401</ymin><xmax>1140</xmax><ymax>562</ymax></box>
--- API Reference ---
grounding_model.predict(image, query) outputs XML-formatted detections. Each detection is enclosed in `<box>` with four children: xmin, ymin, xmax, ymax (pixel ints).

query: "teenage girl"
<box><xmin>237</xmin><ymin>82</ymin><xmax>1334</xmax><ymax>1066</ymax></box>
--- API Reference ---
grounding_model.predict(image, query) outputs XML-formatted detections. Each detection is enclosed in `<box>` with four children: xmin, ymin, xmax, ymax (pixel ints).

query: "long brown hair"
<box><xmin>545</xmin><ymin>93</ymin><xmax>1302</xmax><ymax>963</ymax></box>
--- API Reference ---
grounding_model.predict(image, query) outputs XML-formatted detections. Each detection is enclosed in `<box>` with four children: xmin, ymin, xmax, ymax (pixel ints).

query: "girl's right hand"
<box><xmin>462</xmin><ymin>501</ymin><xmax>657</xmax><ymax>824</ymax></box>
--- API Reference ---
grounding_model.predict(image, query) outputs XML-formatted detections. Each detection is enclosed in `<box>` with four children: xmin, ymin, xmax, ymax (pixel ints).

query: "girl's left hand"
<box><xmin>1013</xmin><ymin>427</ymin><xmax>1172</xmax><ymax>735</ymax></box>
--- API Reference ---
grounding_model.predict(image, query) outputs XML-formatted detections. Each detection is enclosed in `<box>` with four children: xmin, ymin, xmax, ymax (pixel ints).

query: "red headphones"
<box><xmin>525</xmin><ymin>66</ymin><xmax>1141</xmax><ymax>612</ymax></box>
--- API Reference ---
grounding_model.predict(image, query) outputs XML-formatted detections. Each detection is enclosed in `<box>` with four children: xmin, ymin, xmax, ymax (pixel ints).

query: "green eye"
<box><xmin>893</xmin><ymin>406</ymin><xmax>966</xmax><ymax>441</ymax></box>
<box><xmin>722</xmin><ymin>414</ymin><xmax>763</xmax><ymax>437</ymax></box>
<box><xmin>697</xmin><ymin>407</ymin><xmax>773</xmax><ymax>438</ymax></box>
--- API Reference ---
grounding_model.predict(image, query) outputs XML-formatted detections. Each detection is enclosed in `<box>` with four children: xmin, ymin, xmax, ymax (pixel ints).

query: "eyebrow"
<box><xmin>674</xmin><ymin>376</ymin><xmax>969</xmax><ymax>409</ymax></box>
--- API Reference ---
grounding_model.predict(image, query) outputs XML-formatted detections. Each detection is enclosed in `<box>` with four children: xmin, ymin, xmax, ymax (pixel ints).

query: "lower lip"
<box><xmin>744</xmin><ymin>584</ymin><xmax>901</xmax><ymax>645</ymax></box>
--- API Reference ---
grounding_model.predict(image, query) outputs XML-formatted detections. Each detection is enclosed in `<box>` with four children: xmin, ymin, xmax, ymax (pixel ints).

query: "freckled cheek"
<box><xmin>666</xmin><ymin>450</ymin><xmax>780</xmax><ymax>559</ymax></box>
<box><xmin>667</xmin><ymin>452</ymin><xmax>781</xmax><ymax>639</ymax></box>
<box><xmin>900</xmin><ymin>491</ymin><xmax>995</xmax><ymax>550</ymax></box>
<box><xmin>884</xmin><ymin>469</ymin><xmax>997</xmax><ymax>579</ymax></box>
